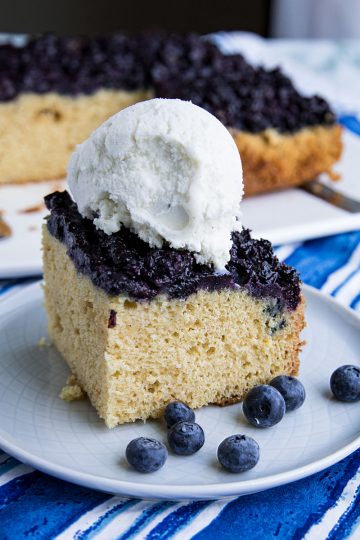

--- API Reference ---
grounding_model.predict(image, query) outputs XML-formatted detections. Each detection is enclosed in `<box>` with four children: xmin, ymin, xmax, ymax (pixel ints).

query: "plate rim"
<box><xmin>0</xmin><ymin>281</ymin><xmax>359</xmax><ymax>500</ymax></box>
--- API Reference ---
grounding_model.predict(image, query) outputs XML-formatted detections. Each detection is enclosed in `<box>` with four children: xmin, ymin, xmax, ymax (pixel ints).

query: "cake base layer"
<box><xmin>0</xmin><ymin>90</ymin><xmax>341</xmax><ymax>195</ymax></box>
<box><xmin>233</xmin><ymin>124</ymin><xmax>342</xmax><ymax>196</ymax></box>
<box><xmin>43</xmin><ymin>227</ymin><xmax>305</xmax><ymax>428</ymax></box>
<box><xmin>0</xmin><ymin>89</ymin><xmax>150</xmax><ymax>185</ymax></box>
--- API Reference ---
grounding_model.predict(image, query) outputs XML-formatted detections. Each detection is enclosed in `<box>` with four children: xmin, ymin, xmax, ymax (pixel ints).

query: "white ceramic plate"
<box><xmin>0</xmin><ymin>179</ymin><xmax>66</xmax><ymax>278</ymax></box>
<box><xmin>0</xmin><ymin>282</ymin><xmax>359</xmax><ymax>500</ymax></box>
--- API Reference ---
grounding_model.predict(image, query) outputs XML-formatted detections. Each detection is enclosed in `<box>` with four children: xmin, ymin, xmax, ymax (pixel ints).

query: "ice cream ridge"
<box><xmin>43</xmin><ymin>98</ymin><xmax>305</xmax><ymax>427</ymax></box>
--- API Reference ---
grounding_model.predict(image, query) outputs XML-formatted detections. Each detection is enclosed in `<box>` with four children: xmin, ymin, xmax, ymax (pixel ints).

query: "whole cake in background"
<box><xmin>42</xmin><ymin>98</ymin><xmax>305</xmax><ymax>428</ymax></box>
<box><xmin>0</xmin><ymin>33</ymin><xmax>342</xmax><ymax>195</ymax></box>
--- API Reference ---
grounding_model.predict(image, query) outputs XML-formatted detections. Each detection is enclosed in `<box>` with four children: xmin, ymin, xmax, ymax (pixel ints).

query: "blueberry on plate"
<box><xmin>243</xmin><ymin>384</ymin><xmax>286</xmax><ymax>428</ymax></box>
<box><xmin>270</xmin><ymin>375</ymin><xmax>306</xmax><ymax>412</ymax></box>
<box><xmin>168</xmin><ymin>421</ymin><xmax>205</xmax><ymax>455</ymax></box>
<box><xmin>330</xmin><ymin>365</ymin><xmax>360</xmax><ymax>402</ymax></box>
<box><xmin>217</xmin><ymin>434</ymin><xmax>260</xmax><ymax>473</ymax></box>
<box><xmin>126</xmin><ymin>437</ymin><xmax>167</xmax><ymax>473</ymax></box>
<box><xmin>164</xmin><ymin>401</ymin><xmax>195</xmax><ymax>428</ymax></box>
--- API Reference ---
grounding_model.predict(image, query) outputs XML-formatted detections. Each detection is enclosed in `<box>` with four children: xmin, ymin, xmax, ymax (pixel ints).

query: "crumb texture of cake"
<box><xmin>0</xmin><ymin>89</ymin><xmax>150</xmax><ymax>184</ymax></box>
<box><xmin>43</xmin><ymin>227</ymin><xmax>305</xmax><ymax>428</ymax></box>
<box><xmin>233</xmin><ymin>124</ymin><xmax>342</xmax><ymax>195</ymax></box>
<box><xmin>0</xmin><ymin>33</ymin><xmax>341</xmax><ymax>191</ymax></box>
<box><xmin>0</xmin><ymin>214</ymin><xmax>11</xmax><ymax>238</ymax></box>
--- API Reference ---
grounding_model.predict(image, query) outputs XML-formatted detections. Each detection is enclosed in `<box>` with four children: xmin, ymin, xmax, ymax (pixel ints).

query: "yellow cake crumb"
<box><xmin>59</xmin><ymin>374</ymin><xmax>85</xmax><ymax>401</ymax></box>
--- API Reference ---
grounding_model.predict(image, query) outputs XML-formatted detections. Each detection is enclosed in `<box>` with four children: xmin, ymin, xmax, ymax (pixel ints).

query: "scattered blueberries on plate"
<box><xmin>243</xmin><ymin>384</ymin><xmax>286</xmax><ymax>428</ymax></box>
<box><xmin>164</xmin><ymin>401</ymin><xmax>195</xmax><ymax>428</ymax></box>
<box><xmin>330</xmin><ymin>365</ymin><xmax>360</xmax><ymax>402</ymax></box>
<box><xmin>126</xmin><ymin>437</ymin><xmax>167</xmax><ymax>473</ymax></box>
<box><xmin>168</xmin><ymin>421</ymin><xmax>205</xmax><ymax>455</ymax></box>
<box><xmin>270</xmin><ymin>375</ymin><xmax>306</xmax><ymax>412</ymax></box>
<box><xmin>124</xmin><ymin>363</ymin><xmax>360</xmax><ymax>474</ymax></box>
<box><xmin>217</xmin><ymin>434</ymin><xmax>260</xmax><ymax>473</ymax></box>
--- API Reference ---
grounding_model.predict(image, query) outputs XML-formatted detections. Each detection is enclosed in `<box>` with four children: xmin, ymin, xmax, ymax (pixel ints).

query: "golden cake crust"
<box><xmin>232</xmin><ymin>124</ymin><xmax>343</xmax><ymax>196</ymax></box>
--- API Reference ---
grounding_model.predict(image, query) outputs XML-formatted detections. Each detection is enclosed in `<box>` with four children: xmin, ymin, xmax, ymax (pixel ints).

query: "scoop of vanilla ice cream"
<box><xmin>68</xmin><ymin>98</ymin><xmax>243</xmax><ymax>268</ymax></box>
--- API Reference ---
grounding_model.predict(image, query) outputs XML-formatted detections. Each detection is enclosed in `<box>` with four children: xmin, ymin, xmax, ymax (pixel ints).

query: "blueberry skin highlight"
<box><xmin>217</xmin><ymin>435</ymin><xmax>260</xmax><ymax>473</ymax></box>
<box><xmin>168</xmin><ymin>421</ymin><xmax>205</xmax><ymax>455</ymax></box>
<box><xmin>126</xmin><ymin>437</ymin><xmax>167</xmax><ymax>473</ymax></box>
<box><xmin>330</xmin><ymin>365</ymin><xmax>360</xmax><ymax>402</ymax></box>
<box><xmin>270</xmin><ymin>375</ymin><xmax>306</xmax><ymax>412</ymax></box>
<box><xmin>243</xmin><ymin>384</ymin><xmax>286</xmax><ymax>428</ymax></box>
<box><xmin>164</xmin><ymin>401</ymin><xmax>195</xmax><ymax>428</ymax></box>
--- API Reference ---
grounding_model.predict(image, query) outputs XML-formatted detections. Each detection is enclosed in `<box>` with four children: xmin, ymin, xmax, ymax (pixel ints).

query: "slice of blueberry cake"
<box><xmin>0</xmin><ymin>33</ymin><xmax>341</xmax><ymax>195</ymax></box>
<box><xmin>43</xmin><ymin>193</ymin><xmax>304</xmax><ymax>427</ymax></box>
<box><xmin>42</xmin><ymin>99</ymin><xmax>305</xmax><ymax>428</ymax></box>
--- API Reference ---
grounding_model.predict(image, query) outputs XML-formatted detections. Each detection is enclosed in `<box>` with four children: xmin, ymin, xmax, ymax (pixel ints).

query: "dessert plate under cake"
<box><xmin>0</xmin><ymin>282</ymin><xmax>359</xmax><ymax>499</ymax></box>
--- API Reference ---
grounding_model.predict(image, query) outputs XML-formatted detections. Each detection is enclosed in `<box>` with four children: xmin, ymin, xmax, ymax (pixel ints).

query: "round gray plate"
<box><xmin>0</xmin><ymin>283</ymin><xmax>359</xmax><ymax>500</ymax></box>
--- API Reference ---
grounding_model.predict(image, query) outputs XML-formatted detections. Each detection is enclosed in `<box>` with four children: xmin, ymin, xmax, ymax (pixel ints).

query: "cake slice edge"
<box><xmin>43</xmin><ymin>226</ymin><xmax>305</xmax><ymax>428</ymax></box>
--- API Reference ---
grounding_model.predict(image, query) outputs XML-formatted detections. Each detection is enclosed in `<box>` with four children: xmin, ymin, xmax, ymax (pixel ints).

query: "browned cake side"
<box><xmin>233</xmin><ymin>124</ymin><xmax>343</xmax><ymax>196</ymax></box>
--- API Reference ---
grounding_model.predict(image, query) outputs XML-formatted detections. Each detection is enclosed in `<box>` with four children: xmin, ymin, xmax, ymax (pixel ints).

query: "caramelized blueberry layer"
<box><xmin>0</xmin><ymin>33</ymin><xmax>335</xmax><ymax>134</ymax></box>
<box><xmin>151</xmin><ymin>35</ymin><xmax>335</xmax><ymax>133</ymax></box>
<box><xmin>45</xmin><ymin>191</ymin><xmax>301</xmax><ymax>310</ymax></box>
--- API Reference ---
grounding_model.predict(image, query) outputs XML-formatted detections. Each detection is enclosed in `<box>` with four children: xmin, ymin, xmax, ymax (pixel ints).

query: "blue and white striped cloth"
<box><xmin>1</xmin><ymin>228</ymin><xmax>360</xmax><ymax>540</ymax></box>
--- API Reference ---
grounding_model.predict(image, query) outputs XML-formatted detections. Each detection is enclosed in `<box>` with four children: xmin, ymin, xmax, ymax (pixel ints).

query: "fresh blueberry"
<box><xmin>217</xmin><ymin>434</ymin><xmax>260</xmax><ymax>473</ymax></box>
<box><xmin>243</xmin><ymin>384</ymin><xmax>286</xmax><ymax>428</ymax></box>
<box><xmin>330</xmin><ymin>365</ymin><xmax>360</xmax><ymax>402</ymax></box>
<box><xmin>125</xmin><ymin>437</ymin><xmax>167</xmax><ymax>473</ymax></box>
<box><xmin>270</xmin><ymin>375</ymin><xmax>306</xmax><ymax>411</ymax></box>
<box><xmin>164</xmin><ymin>401</ymin><xmax>195</xmax><ymax>428</ymax></box>
<box><xmin>168</xmin><ymin>421</ymin><xmax>205</xmax><ymax>455</ymax></box>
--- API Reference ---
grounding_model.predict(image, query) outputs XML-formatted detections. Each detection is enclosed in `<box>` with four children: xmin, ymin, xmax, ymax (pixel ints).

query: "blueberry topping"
<box><xmin>168</xmin><ymin>421</ymin><xmax>205</xmax><ymax>455</ymax></box>
<box><xmin>45</xmin><ymin>191</ymin><xmax>301</xmax><ymax>309</ymax></box>
<box><xmin>108</xmin><ymin>309</ymin><xmax>117</xmax><ymax>328</ymax></box>
<box><xmin>125</xmin><ymin>437</ymin><xmax>167</xmax><ymax>473</ymax></box>
<box><xmin>330</xmin><ymin>365</ymin><xmax>360</xmax><ymax>402</ymax></box>
<box><xmin>0</xmin><ymin>33</ymin><xmax>335</xmax><ymax>133</ymax></box>
<box><xmin>217</xmin><ymin>434</ymin><xmax>260</xmax><ymax>473</ymax></box>
<box><xmin>153</xmin><ymin>37</ymin><xmax>335</xmax><ymax>133</ymax></box>
<box><xmin>164</xmin><ymin>401</ymin><xmax>195</xmax><ymax>428</ymax></box>
<box><xmin>243</xmin><ymin>384</ymin><xmax>286</xmax><ymax>428</ymax></box>
<box><xmin>270</xmin><ymin>375</ymin><xmax>306</xmax><ymax>412</ymax></box>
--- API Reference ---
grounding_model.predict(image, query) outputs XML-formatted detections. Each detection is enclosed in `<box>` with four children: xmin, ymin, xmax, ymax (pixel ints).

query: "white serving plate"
<box><xmin>0</xmin><ymin>179</ymin><xmax>66</xmax><ymax>277</ymax></box>
<box><xmin>0</xmin><ymin>282</ymin><xmax>359</xmax><ymax>500</ymax></box>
